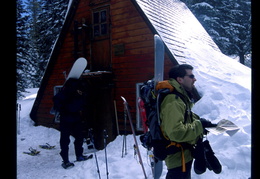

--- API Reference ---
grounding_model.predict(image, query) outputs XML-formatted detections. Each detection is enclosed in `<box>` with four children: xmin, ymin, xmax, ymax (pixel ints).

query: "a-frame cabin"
<box><xmin>30</xmin><ymin>0</ymin><xmax>220</xmax><ymax>149</ymax></box>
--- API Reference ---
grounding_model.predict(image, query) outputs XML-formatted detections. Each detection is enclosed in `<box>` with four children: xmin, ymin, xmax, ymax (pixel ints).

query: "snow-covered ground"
<box><xmin>17</xmin><ymin>40</ymin><xmax>251</xmax><ymax>178</ymax></box>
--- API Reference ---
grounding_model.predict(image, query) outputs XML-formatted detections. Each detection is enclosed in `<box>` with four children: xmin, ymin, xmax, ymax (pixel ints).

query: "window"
<box><xmin>53</xmin><ymin>85</ymin><xmax>63</xmax><ymax>123</ymax></box>
<box><xmin>93</xmin><ymin>8</ymin><xmax>109</xmax><ymax>37</ymax></box>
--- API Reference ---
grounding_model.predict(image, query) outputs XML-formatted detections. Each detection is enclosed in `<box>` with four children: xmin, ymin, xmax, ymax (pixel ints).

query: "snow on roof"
<box><xmin>136</xmin><ymin>0</ymin><xmax>250</xmax><ymax>91</ymax></box>
<box><xmin>135</xmin><ymin>0</ymin><xmax>221</xmax><ymax>64</ymax></box>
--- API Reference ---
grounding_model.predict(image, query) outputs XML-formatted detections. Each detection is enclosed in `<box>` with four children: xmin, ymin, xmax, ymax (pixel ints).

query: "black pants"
<box><xmin>59</xmin><ymin>118</ymin><xmax>84</xmax><ymax>162</ymax></box>
<box><xmin>166</xmin><ymin>160</ymin><xmax>193</xmax><ymax>179</ymax></box>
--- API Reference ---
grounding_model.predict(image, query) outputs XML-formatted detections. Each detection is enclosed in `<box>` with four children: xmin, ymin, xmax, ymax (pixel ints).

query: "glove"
<box><xmin>199</xmin><ymin>118</ymin><xmax>217</xmax><ymax>129</ymax></box>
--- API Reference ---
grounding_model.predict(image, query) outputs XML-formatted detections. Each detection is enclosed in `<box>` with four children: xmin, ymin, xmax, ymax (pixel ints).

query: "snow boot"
<box><xmin>203</xmin><ymin>140</ymin><xmax>222</xmax><ymax>174</ymax></box>
<box><xmin>193</xmin><ymin>140</ymin><xmax>206</xmax><ymax>174</ymax></box>
<box><xmin>76</xmin><ymin>154</ymin><xmax>93</xmax><ymax>161</ymax></box>
<box><xmin>61</xmin><ymin>161</ymin><xmax>74</xmax><ymax>169</ymax></box>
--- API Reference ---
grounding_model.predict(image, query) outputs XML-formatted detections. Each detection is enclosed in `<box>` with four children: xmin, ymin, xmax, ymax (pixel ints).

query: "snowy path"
<box><xmin>17</xmin><ymin>85</ymin><xmax>251</xmax><ymax>178</ymax></box>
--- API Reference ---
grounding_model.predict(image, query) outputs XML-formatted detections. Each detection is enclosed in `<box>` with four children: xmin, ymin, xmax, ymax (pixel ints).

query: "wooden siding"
<box><xmin>111</xmin><ymin>0</ymin><xmax>174</xmax><ymax>132</ymax></box>
<box><xmin>31</xmin><ymin>0</ymin><xmax>176</xmax><ymax>144</ymax></box>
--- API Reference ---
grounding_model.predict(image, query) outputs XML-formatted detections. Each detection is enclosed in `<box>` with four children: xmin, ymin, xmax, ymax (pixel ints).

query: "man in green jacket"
<box><xmin>160</xmin><ymin>64</ymin><xmax>211</xmax><ymax>179</ymax></box>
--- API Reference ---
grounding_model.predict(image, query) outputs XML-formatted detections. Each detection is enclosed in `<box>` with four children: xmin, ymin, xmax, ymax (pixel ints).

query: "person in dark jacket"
<box><xmin>53</xmin><ymin>78</ymin><xmax>92</xmax><ymax>169</ymax></box>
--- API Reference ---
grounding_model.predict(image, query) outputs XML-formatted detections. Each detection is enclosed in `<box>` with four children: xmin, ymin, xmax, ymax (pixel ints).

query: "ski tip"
<box><xmin>154</xmin><ymin>34</ymin><xmax>164</xmax><ymax>50</ymax></box>
<box><xmin>120</xmin><ymin>96</ymin><xmax>126</xmax><ymax>102</ymax></box>
<box><xmin>154</xmin><ymin>34</ymin><xmax>160</xmax><ymax>38</ymax></box>
<box><xmin>78</xmin><ymin>57</ymin><xmax>87</xmax><ymax>60</ymax></box>
<box><xmin>77</xmin><ymin>57</ymin><xmax>88</xmax><ymax>64</ymax></box>
<box><xmin>154</xmin><ymin>34</ymin><xmax>162</xmax><ymax>40</ymax></box>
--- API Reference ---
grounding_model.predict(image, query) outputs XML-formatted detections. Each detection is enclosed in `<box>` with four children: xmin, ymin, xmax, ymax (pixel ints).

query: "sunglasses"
<box><xmin>185</xmin><ymin>74</ymin><xmax>195</xmax><ymax>79</ymax></box>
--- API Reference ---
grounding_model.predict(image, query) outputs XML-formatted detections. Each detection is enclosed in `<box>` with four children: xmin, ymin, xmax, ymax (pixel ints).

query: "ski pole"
<box><xmin>16</xmin><ymin>103</ymin><xmax>19</xmax><ymax>134</ymax></box>
<box><xmin>122</xmin><ymin>107</ymin><xmax>127</xmax><ymax>158</ymax></box>
<box><xmin>89</xmin><ymin>128</ymin><xmax>101</xmax><ymax>179</ymax></box>
<box><xmin>103</xmin><ymin>129</ymin><xmax>109</xmax><ymax>179</ymax></box>
<box><xmin>114</xmin><ymin>100</ymin><xmax>120</xmax><ymax>136</ymax></box>
<box><xmin>121</xmin><ymin>96</ymin><xmax>147</xmax><ymax>179</ymax></box>
<box><xmin>17</xmin><ymin>103</ymin><xmax>21</xmax><ymax>135</ymax></box>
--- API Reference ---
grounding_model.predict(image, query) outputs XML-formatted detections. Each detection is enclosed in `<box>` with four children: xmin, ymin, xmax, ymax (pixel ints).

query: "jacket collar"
<box><xmin>168</xmin><ymin>78</ymin><xmax>191</xmax><ymax>102</ymax></box>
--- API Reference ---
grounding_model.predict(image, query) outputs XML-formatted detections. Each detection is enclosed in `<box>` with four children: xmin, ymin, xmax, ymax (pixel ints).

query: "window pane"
<box><xmin>94</xmin><ymin>25</ymin><xmax>100</xmax><ymax>36</ymax></box>
<box><xmin>100</xmin><ymin>10</ymin><xmax>107</xmax><ymax>23</ymax></box>
<box><xmin>101</xmin><ymin>24</ymin><xmax>107</xmax><ymax>35</ymax></box>
<box><xmin>93</xmin><ymin>12</ymin><xmax>99</xmax><ymax>24</ymax></box>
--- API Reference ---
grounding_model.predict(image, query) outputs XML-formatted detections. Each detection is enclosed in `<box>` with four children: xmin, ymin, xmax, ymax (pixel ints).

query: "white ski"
<box><xmin>50</xmin><ymin>57</ymin><xmax>87</xmax><ymax>116</ymax></box>
<box><xmin>154</xmin><ymin>34</ymin><xmax>165</xmax><ymax>86</ymax></box>
<box><xmin>66</xmin><ymin>57</ymin><xmax>87</xmax><ymax>80</ymax></box>
<box><xmin>153</xmin><ymin>34</ymin><xmax>164</xmax><ymax>178</ymax></box>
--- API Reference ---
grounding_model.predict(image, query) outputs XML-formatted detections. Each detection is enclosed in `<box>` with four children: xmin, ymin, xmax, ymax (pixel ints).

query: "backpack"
<box><xmin>139</xmin><ymin>80</ymin><xmax>193</xmax><ymax>161</ymax></box>
<box><xmin>51</xmin><ymin>78</ymin><xmax>85</xmax><ymax>116</ymax></box>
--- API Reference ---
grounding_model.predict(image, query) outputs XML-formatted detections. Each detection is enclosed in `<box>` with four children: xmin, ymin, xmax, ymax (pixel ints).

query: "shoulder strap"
<box><xmin>171</xmin><ymin>90</ymin><xmax>192</xmax><ymax>124</ymax></box>
<box><xmin>156</xmin><ymin>88</ymin><xmax>193</xmax><ymax>125</ymax></box>
<box><xmin>156</xmin><ymin>88</ymin><xmax>172</xmax><ymax>125</ymax></box>
<box><xmin>172</xmin><ymin>91</ymin><xmax>187</xmax><ymax>123</ymax></box>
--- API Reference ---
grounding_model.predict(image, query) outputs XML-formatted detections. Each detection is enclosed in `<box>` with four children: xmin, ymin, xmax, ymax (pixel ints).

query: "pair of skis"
<box><xmin>122</xmin><ymin>96</ymin><xmax>162</xmax><ymax>179</ymax></box>
<box><xmin>120</xmin><ymin>34</ymin><xmax>165</xmax><ymax>179</ymax></box>
<box><xmin>144</xmin><ymin>34</ymin><xmax>164</xmax><ymax>178</ymax></box>
<box><xmin>149</xmin><ymin>34</ymin><xmax>165</xmax><ymax>178</ymax></box>
<box><xmin>121</xmin><ymin>96</ymin><xmax>147</xmax><ymax>179</ymax></box>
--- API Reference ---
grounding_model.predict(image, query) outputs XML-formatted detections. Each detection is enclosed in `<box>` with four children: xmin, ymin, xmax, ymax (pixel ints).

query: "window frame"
<box><xmin>92</xmin><ymin>7</ymin><xmax>110</xmax><ymax>40</ymax></box>
<box><xmin>53</xmin><ymin>85</ymin><xmax>63</xmax><ymax>123</ymax></box>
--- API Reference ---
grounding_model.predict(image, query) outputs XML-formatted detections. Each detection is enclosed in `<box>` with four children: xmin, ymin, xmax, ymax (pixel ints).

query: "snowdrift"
<box><xmin>184</xmin><ymin>40</ymin><xmax>251</xmax><ymax>178</ymax></box>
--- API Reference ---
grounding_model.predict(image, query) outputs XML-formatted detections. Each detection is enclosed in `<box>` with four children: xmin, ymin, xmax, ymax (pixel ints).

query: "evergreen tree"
<box><xmin>17</xmin><ymin>0</ymin><xmax>69</xmax><ymax>97</ymax></box>
<box><xmin>36</xmin><ymin>0</ymin><xmax>69</xmax><ymax>83</ymax></box>
<box><xmin>217</xmin><ymin>0</ymin><xmax>251</xmax><ymax>66</ymax></box>
<box><xmin>17</xmin><ymin>0</ymin><xmax>31</xmax><ymax>98</ymax></box>
<box><xmin>182</xmin><ymin>0</ymin><xmax>251</xmax><ymax>67</ymax></box>
<box><xmin>25</xmin><ymin>0</ymin><xmax>44</xmax><ymax>87</ymax></box>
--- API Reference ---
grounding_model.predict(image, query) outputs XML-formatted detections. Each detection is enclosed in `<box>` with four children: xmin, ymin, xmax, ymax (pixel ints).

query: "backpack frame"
<box><xmin>139</xmin><ymin>80</ymin><xmax>193</xmax><ymax>161</ymax></box>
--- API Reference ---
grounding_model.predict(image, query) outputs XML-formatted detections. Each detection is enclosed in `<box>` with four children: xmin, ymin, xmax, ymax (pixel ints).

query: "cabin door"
<box><xmin>81</xmin><ymin>6</ymin><xmax>115</xmax><ymax>149</ymax></box>
<box><xmin>91</xmin><ymin>6</ymin><xmax>111</xmax><ymax>71</ymax></box>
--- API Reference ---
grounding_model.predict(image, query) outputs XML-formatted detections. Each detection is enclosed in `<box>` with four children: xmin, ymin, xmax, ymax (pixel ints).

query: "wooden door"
<box><xmin>91</xmin><ymin>39</ymin><xmax>111</xmax><ymax>71</ymax></box>
<box><xmin>91</xmin><ymin>6</ymin><xmax>111</xmax><ymax>71</ymax></box>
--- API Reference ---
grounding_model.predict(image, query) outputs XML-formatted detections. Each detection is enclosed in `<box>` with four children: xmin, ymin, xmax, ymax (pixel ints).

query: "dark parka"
<box><xmin>53</xmin><ymin>78</ymin><xmax>85</xmax><ymax>122</ymax></box>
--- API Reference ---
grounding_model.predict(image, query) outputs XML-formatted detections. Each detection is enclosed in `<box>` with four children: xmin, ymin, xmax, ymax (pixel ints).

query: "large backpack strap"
<box><xmin>157</xmin><ymin>88</ymin><xmax>191</xmax><ymax>124</ymax></box>
<box><xmin>156</xmin><ymin>88</ymin><xmax>172</xmax><ymax>125</ymax></box>
<box><xmin>171</xmin><ymin>90</ymin><xmax>192</xmax><ymax>124</ymax></box>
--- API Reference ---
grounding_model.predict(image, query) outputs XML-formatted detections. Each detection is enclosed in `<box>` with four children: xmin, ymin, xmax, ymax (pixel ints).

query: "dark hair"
<box><xmin>169</xmin><ymin>64</ymin><xmax>193</xmax><ymax>80</ymax></box>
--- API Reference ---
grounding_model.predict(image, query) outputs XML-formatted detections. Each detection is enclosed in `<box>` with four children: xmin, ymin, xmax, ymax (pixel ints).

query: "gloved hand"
<box><xmin>199</xmin><ymin>118</ymin><xmax>217</xmax><ymax>129</ymax></box>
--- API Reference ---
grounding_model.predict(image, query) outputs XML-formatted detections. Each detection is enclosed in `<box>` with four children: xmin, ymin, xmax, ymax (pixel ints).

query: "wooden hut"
<box><xmin>30</xmin><ymin>0</ymin><xmax>220</xmax><ymax>149</ymax></box>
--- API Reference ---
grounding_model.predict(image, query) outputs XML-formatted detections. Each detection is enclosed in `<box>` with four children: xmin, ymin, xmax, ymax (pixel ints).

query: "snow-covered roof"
<box><xmin>135</xmin><ymin>0</ymin><xmax>221</xmax><ymax>64</ymax></box>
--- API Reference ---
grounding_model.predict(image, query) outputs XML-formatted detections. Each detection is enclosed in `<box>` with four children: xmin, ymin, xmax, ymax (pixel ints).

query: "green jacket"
<box><xmin>160</xmin><ymin>79</ymin><xmax>203</xmax><ymax>169</ymax></box>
